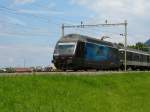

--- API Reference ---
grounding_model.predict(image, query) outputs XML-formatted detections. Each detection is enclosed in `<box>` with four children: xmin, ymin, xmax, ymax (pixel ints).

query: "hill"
<box><xmin>145</xmin><ymin>39</ymin><xmax>150</xmax><ymax>46</ymax></box>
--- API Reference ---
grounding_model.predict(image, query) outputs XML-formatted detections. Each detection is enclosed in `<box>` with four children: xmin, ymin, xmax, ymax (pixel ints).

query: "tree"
<box><xmin>5</xmin><ymin>67</ymin><xmax>15</xmax><ymax>73</ymax></box>
<box><xmin>128</xmin><ymin>42</ymin><xmax>149</xmax><ymax>52</ymax></box>
<box><xmin>117</xmin><ymin>43</ymin><xmax>124</xmax><ymax>48</ymax></box>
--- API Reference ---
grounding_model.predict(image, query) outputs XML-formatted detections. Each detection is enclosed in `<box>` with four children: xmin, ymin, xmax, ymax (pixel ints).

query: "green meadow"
<box><xmin>0</xmin><ymin>72</ymin><xmax>150</xmax><ymax>112</ymax></box>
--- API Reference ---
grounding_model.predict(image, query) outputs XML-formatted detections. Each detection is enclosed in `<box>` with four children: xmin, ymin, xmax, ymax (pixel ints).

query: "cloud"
<box><xmin>14</xmin><ymin>0</ymin><xmax>35</xmax><ymax>4</ymax></box>
<box><xmin>70</xmin><ymin>0</ymin><xmax>150</xmax><ymax>44</ymax></box>
<box><xmin>0</xmin><ymin>45</ymin><xmax>54</xmax><ymax>67</ymax></box>
<box><xmin>17</xmin><ymin>9</ymin><xmax>64</xmax><ymax>15</ymax></box>
<box><xmin>0</xmin><ymin>31</ymin><xmax>51</xmax><ymax>37</ymax></box>
<box><xmin>7</xmin><ymin>16</ymin><xmax>27</xmax><ymax>26</ymax></box>
<box><xmin>0</xmin><ymin>45</ymin><xmax>54</xmax><ymax>52</ymax></box>
<box><xmin>0</xmin><ymin>16</ymin><xmax>51</xmax><ymax>37</ymax></box>
<box><xmin>71</xmin><ymin>0</ymin><xmax>150</xmax><ymax>18</ymax></box>
<box><xmin>8</xmin><ymin>57</ymin><xmax>14</xmax><ymax>64</ymax></box>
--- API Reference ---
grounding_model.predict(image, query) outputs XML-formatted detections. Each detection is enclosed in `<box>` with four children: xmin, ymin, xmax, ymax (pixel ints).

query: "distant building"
<box><xmin>15</xmin><ymin>68</ymin><xmax>32</xmax><ymax>73</ymax></box>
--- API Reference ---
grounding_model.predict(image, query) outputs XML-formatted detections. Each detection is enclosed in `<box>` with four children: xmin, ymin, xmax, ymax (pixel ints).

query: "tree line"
<box><xmin>117</xmin><ymin>42</ymin><xmax>149</xmax><ymax>52</ymax></box>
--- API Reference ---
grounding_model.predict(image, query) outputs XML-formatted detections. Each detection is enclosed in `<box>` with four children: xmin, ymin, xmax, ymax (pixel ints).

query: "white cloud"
<box><xmin>17</xmin><ymin>9</ymin><xmax>64</xmax><ymax>15</ymax></box>
<box><xmin>71</xmin><ymin>0</ymin><xmax>150</xmax><ymax>17</ymax></box>
<box><xmin>0</xmin><ymin>31</ymin><xmax>51</xmax><ymax>37</ymax></box>
<box><xmin>7</xmin><ymin>16</ymin><xmax>27</xmax><ymax>26</ymax></box>
<box><xmin>8</xmin><ymin>57</ymin><xmax>14</xmax><ymax>64</ymax></box>
<box><xmin>0</xmin><ymin>45</ymin><xmax>54</xmax><ymax>54</ymax></box>
<box><xmin>0</xmin><ymin>45</ymin><xmax>54</xmax><ymax>67</ymax></box>
<box><xmin>70</xmin><ymin>0</ymin><xmax>150</xmax><ymax>44</ymax></box>
<box><xmin>14</xmin><ymin>0</ymin><xmax>35</xmax><ymax>4</ymax></box>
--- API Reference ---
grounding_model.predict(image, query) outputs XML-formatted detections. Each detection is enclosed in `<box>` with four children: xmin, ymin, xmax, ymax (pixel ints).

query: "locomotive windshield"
<box><xmin>54</xmin><ymin>42</ymin><xmax>76</xmax><ymax>55</ymax></box>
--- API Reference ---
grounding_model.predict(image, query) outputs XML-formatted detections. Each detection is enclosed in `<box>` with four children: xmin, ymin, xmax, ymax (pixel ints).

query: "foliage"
<box><xmin>117</xmin><ymin>43</ymin><xmax>124</xmax><ymax>48</ymax></box>
<box><xmin>5</xmin><ymin>67</ymin><xmax>15</xmax><ymax>73</ymax></box>
<box><xmin>117</xmin><ymin>42</ymin><xmax>149</xmax><ymax>52</ymax></box>
<box><xmin>128</xmin><ymin>42</ymin><xmax>149</xmax><ymax>52</ymax></box>
<box><xmin>0</xmin><ymin>69</ymin><xmax>5</xmax><ymax>73</ymax></box>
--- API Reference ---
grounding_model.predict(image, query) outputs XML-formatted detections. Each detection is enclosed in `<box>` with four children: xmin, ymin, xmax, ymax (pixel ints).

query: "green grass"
<box><xmin>0</xmin><ymin>72</ymin><xmax>150</xmax><ymax>112</ymax></box>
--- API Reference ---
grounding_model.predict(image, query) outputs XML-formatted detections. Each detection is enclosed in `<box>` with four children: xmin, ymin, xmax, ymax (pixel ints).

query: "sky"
<box><xmin>0</xmin><ymin>0</ymin><xmax>150</xmax><ymax>67</ymax></box>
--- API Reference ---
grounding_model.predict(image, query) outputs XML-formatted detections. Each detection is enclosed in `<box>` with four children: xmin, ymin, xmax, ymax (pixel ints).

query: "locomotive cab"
<box><xmin>54</xmin><ymin>42</ymin><xmax>76</xmax><ymax>56</ymax></box>
<box><xmin>53</xmin><ymin>41</ymin><xmax>85</xmax><ymax>70</ymax></box>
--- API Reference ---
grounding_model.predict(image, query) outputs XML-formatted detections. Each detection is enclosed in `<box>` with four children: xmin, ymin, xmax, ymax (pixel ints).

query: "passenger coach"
<box><xmin>119</xmin><ymin>49</ymin><xmax>150</xmax><ymax>70</ymax></box>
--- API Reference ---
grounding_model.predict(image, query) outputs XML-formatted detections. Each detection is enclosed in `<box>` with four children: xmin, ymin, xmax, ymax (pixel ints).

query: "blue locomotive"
<box><xmin>52</xmin><ymin>34</ymin><xmax>150</xmax><ymax>71</ymax></box>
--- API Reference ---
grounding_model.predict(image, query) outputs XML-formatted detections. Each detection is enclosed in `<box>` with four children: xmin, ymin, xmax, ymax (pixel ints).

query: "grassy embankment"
<box><xmin>0</xmin><ymin>72</ymin><xmax>150</xmax><ymax>112</ymax></box>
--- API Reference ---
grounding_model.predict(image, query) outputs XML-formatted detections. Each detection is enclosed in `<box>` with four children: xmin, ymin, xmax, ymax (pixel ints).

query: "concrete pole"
<box><xmin>62</xmin><ymin>24</ymin><xmax>64</xmax><ymax>37</ymax></box>
<box><xmin>24</xmin><ymin>58</ymin><xmax>26</xmax><ymax>68</ymax></box>
<box><xmin>124</xmin><ymin>20</ymin><xmax>127</xmax><ymax>71</ymax></box>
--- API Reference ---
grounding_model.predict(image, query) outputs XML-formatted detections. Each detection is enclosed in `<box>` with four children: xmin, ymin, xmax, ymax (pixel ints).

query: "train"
<box><xmin>52</xmin><ymin>34</ymin><xmax>150</xmax><ymax>71</ymax></box>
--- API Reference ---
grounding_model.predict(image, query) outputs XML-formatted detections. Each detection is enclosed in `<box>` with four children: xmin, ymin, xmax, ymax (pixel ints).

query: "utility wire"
<box><xmin>0</xmin><ymin>5</ymin><xmax>51</xmax><ymax>22</ymax></box>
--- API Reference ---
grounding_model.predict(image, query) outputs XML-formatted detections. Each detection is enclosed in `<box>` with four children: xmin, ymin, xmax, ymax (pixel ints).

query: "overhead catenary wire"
<box><xmin>0</xmin><ymin>4</ymin><xmax>88</xmax><ymax>32</ymax></box>
<box><xmin>0</xmin><ymin>5</ymin><xmax>80</xmax><ymax>36</ymax></box>
<box><xmin>0</xmin><ymin>5</ymin><xmax>51</xmax><ymax>22</ymax></box>
<box><xmin>0</xmin><ymin>5</ymin><xmax>63</xmax><ymax>37</ymax></box>
<box><xmin>0</xmin><ymin>5</ymin><xmax>79</xmax><ymax>25</ymax></box>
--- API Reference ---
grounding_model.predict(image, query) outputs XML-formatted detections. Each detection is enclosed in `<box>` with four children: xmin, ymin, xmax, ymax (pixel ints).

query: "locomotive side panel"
<box><xmin>84</xmin><ymin>42</ymin><xmax>119</xmax><ymax>70</ymax></box>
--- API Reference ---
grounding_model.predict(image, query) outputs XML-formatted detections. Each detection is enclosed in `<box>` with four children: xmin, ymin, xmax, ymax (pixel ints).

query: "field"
<box><xmin>0</xmin><ymin>72</ymin><xmax>150</xmax><ymax>112</ymax></box>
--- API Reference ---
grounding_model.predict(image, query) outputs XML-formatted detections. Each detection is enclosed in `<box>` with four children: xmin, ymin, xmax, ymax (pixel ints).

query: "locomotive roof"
<box><xmin>59</xmin><ymin>34</ymin><xmax>116</xmax><ymax>47</ymax></box>
<box><xmin>119</xmin><ymin>48</ymin><xmax>150</xmax><ymax>56</ymax></box>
